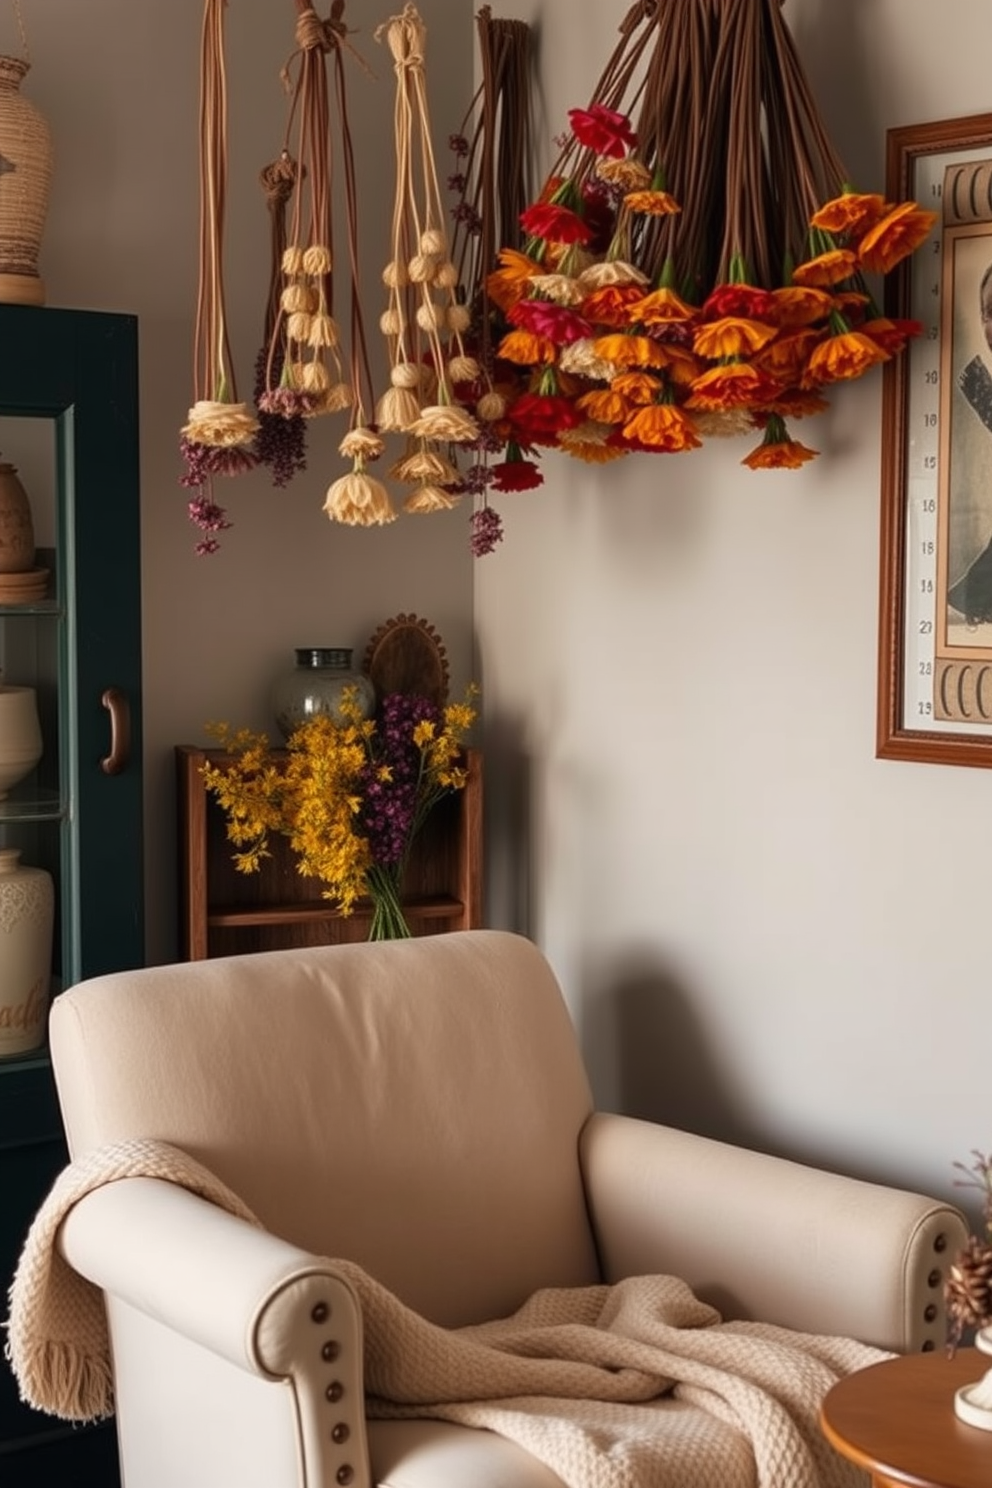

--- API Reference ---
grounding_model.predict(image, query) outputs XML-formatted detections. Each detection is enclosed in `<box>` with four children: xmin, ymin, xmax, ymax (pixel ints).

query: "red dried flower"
<box><xmin>519</xmin><ymin>200</ymin><xmax>592</xmax><ymax>246</ymax></box>
<box><xmin>508</xmin><ymin>298</ymin><xmax>593</xmax><ymax>345</ymax></box>
<box><xmin>508</xmin><ymin>392</ymin><xmax>585</xmax><ymax>443</ymax></box>
<box><xmin>701</xmin><ymin>284</ymin><xmax>778</xmax><ymax>321</ymax></box>
<box><xmin>567</xmin><ymin>104</ymin><xmax>638</xmax><ymax>160</ymax></box>
<box><xmin>492</xmin><ymin>459</ymin><xmax>544</xmax><ymax>492</ymax></box>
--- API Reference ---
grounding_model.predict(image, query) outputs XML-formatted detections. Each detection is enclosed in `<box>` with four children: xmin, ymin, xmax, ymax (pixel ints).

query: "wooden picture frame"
<box><xmin>877</xmin><ymin>112</ymin><xmax>992</xmax><ymax>767</ymax></box>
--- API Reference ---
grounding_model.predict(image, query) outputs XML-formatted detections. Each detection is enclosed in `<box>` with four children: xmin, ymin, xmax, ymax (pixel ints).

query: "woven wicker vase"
<box><xmin>0</xmin><ymin>55</ymin><xmax>53</xmax><ymax>307</ymax></box>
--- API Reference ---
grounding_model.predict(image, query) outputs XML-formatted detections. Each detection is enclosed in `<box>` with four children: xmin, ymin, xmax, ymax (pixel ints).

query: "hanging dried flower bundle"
<box><xmin>473</xmin><ymin>0</ymin><xmax>937</xmax><ymax>496</ymax></box>
<box><xmin>260</xmin><ymin>2</ymin><xmax>380</xmax><ymax>524</ymax></box>
<box><xmin>181</xmin><ymin>0</ymin><xmax>261</xmax><ymax>553</ymax></box>
<box><xmin>326</xmin><ymin>3</ymin><xmax>480</xmax><ymax>530</ymax></box>
<box><xmin>445</xmin><ymin>6</ymin><xmax>535</xmax><ymax>556</ymax></box>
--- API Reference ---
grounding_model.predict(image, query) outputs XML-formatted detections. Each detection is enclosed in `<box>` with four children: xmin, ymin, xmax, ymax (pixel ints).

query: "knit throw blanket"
<box><xmin>4</xmin><ymin>1139</ymin><xmax>882</xmax><ymax>1488</ymax></box>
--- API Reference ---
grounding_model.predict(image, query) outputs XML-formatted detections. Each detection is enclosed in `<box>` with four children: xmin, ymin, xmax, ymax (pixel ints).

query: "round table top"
<box><xmin>820</xmin><ymin>1349</ymin><xmax>992</xmax><ymax>1488</ymax></box>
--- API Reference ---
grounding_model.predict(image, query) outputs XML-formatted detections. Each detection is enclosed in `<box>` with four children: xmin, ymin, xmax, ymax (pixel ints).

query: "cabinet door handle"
<box><xmin>100</xmin><ymin>687</ymin><xmax>130</xmax><ymax>775</ymax></box>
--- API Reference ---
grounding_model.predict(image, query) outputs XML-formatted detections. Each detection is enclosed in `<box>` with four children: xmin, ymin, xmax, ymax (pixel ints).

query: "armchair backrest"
<box><xmin>49</xmin><ymin>930</ymin><xmax>601</xmax><ymax>1326</ymax></box>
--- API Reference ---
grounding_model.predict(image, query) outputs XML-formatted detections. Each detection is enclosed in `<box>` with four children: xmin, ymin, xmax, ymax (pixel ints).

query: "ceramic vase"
<box><xmin>0</xmin><ymin>55</ymin><xmax>53</xmax><ymax>306</ymax></box>
<box><xmin>0</xmin><ymin>684</ymin><xmax>42</xmax><ymax>796</ymax></box>
<box><xmin>953</xmin><ymin>1325</ymin><xmax>992</xmax><ymax>1430</ymax></box>
<box><xmin>0</xmin><ymin>458</ymin><xmax>36</xmax><ymax>573</ymax></box>
<box><xmin>0</xmin><ymin>846</ymin><xmax>53</xmax><ymax>1057</ymax></box>
<box><xmin>271</xmin><ymin>647</ymin><xmax>375</xmax><ymax>742</ymax></box>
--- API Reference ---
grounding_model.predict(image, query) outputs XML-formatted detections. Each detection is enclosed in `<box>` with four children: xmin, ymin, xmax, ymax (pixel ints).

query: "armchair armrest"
<box><xmin>59</xmin><ymin>1177</ymin><xmax>371</xmax><ymax>1488</ymax></box>
<box><xmin>579</xmin><ymin>1112</ymin><xmax>967</xmax><ymax>1355</ymax></box>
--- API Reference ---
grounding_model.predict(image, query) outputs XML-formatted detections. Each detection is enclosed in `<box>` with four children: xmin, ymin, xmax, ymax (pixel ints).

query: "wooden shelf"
<box><xmin>176</xmin><ymin>745</ymin><xmax>483</xmax><ymax>960</ymax></box>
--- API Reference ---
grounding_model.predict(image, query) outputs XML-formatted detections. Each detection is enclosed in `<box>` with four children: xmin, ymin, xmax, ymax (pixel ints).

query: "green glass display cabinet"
<box><xmin>0</xmin><ymin>304</ymin><xmax>143</xmax><ymax>1486</ymax></box>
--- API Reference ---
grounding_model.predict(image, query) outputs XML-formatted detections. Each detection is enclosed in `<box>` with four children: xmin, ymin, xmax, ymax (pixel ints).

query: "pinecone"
<box><xmin>945</xmin><ymin>1234</ymin><xmax>992</xmax><ymax>1351</ymax></box>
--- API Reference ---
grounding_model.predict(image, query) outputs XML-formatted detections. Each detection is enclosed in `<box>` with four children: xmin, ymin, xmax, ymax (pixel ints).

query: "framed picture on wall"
<box><xmin>877</xmin><ymin>111</ymin><xmax>992</xmax><ymax>767</ymax></box>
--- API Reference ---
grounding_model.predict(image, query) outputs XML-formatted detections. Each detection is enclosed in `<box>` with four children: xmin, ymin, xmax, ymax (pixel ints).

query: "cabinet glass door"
<box><xmin>0</xmin><ymin>303</ymin><xmax>143</xmax><ymax>1486</ymax></box>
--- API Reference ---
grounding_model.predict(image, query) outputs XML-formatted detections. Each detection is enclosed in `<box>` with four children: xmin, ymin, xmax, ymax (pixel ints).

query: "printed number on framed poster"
<box><xmin>877</xmin><ymin>112</ymin><xmax>992</xmax><ymax>767</ymax></box>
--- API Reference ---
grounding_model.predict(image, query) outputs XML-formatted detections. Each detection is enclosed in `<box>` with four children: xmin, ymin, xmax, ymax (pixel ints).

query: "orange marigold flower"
<box><xmin>857</xmin><ymin>202</ymin><xmax>938</xmax><ymax>274</ymax></box>
<box><xmin>860</xmin><ymin>316</ymin><xmax>923</xmax><ymax>356</ymax></box>
<box><xmin>487</xmin><ymin>249</ymin><xmax>542</xmax><ymax>313</ymax></box>
<box><xmin>810</xmin><ymin>191</ymin><xmax>887</xmax><ymax>237</ymax></box>
<box><xmin>791</xmin><ymin>249</ymin><xmax>860</xmax><ymax>287</ymax></box>
<box><xmin>831</xmin><ymin>290</ymin><xmax>870</xmax><ymax>322</ymax></box>
<box><xmin>623</xmin><ymin>189</ymin><xmax>681</xmax><ymax>217</ymax></box>
<box><xmin>693</xmin><ymin>316</ymin><xmax>777</xmax><ymax>359</ymax></box>
<box><xmin>627</xmin><ymin>286</ymin><xmax>697</xmax><ymax>324</ymax></box>
<box><xmin>685</xmin><ymin>361</ymin><xmax>781</xmax><ymax>411</ymax></box>
<box><xmin>496</xmin><ymin>329</ymin><xmax>557</xmax><ymax>365</ymax></box>
<box><xmin>610</xmin><ymin>371</ymin><xmax>663</xmax><ymax>405</ymax></box>
<box><xmin>591</xmin><ymin>334</ymin><xmax>667</xmax><ymax>368</ymax></box>
<box><xmin>575</xmin><ymin>388</ymin><xmax>632</xmax><ymax>424</ymax></box>
<box><xmin>651</xmin><ymin>343</ymin><xmax>703</xmax><ymax>386</ymax></box>
<box><xmin>767</xmin><ymin>286</ymin><xmax>834</xmax><ymax>328</ymax></box>
<box><xmin>580</xmin><ymin>284</ymin><xmax>646</xmax><ymax>327</ymax></box>
<box><xmin>742</xmin><ymin>414</ymin><xmax>819</xmax><ymax>470</ymax></box>
<box><xmin>758</xmin><ymin>388</ymin><xmax>832</xmax><ymax>419</ymax></box>
<box><xmin>755</xmin><ymin>328</ymin><xmax>821</xmax><ymax>382</ymax></box>
<box><xmin>622</xmin><ymin>403</ymin><xmax>701</xmax><ymax>452</ymax></box>
<box><xmin>807</xmin><ymin>329</ymin><xmax>888</xmax><ymax>383</ymax></box>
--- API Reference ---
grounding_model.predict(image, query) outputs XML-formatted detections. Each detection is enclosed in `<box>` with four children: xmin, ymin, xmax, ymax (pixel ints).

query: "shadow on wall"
<box><xmin>482</xmin><ymin>711</ymin><xmax>535</xmax><ymax>937</ymax></box>
<box><xmin>579</xmin><ymin>950</ymin><xmax>758</xmax><ymax>1149</ymax></box>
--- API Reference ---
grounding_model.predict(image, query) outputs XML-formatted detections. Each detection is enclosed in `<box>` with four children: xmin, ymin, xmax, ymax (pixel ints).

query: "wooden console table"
<box><xmin>820</xmin><ymin>1349</ymin><xmax>991</xmax><ymax>1487</ymax></box>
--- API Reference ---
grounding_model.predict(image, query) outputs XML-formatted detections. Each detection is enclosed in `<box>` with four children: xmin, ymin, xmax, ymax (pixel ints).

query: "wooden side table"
<box><xmin>820</xmin><ymin>1350</ymin><xmax>991</xmax><ymax>1487</ymax></box>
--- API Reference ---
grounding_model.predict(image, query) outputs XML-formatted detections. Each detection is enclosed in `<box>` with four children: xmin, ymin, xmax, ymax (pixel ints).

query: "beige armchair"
<box><xmin>42</xmin><ymin>930</ymin><xmax>965</xmax><ymax>1488</ymax></box>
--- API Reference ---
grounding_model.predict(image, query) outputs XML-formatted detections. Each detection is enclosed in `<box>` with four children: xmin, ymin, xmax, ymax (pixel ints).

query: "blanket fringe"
<box><xmin>10</xmin><ymin>1336</ymin><xmax>114</xmax><ymax>1421</ymax></box>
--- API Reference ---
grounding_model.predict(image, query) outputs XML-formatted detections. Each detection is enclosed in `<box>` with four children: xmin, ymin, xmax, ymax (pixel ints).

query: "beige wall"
<box><xmin>475</xmin><ymin>0</ymin><xmax>992</xmax><ymax>1230</ymax></box>
<box><xmin>9</xmin><ymin>1</ymin><xmax>474</xmax><ymax>964</ymax></box>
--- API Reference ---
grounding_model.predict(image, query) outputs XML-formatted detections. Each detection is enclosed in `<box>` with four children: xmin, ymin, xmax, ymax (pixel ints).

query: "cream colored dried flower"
<box><xmin>379</xmin><ymin>308</ymin><xmax>402</xmax><ymax>336</ymax></box>
<box><xmin>382</xmin><ymin>260</ymin><xmax>409</xmax><ymax>289</ymax></box>
<box><xmin>577</xmin><ymin>260</ymin><xmax>649</xmax><ymax>290</ymax></box>
<box><xmin>404</xmin><ymin>484</ymin><xmax>462</xmax><ymax>514</ymax></box>
<box><xmin>182</xmin><ymin>399</ymin><xmax>259</xmax><ymax>448</ymax></box>
<box><xmin>558</xmin><ymin>339</ymin><xmax>617</xmax><ymax>381</ymax></box>
<box><xmin>595</xmin><ymin>158</ymin><xmax>652</xmax><ymax>192</ymax></box>
<box><xmin>558</xmin><ymin>419</ymin><xmax>611</xmax><ymax>448</ymax></box>
<box><xmin>390</xmin><ymin>362</ymin><xmax>423</xmax><ymax>390</ymax></box>
<box><xmin>528</xmin><ymin>273</ymin><xmax>585</xmax><ymax>306</ymax></box>
<box><xmin>406</xmin><ymin>403</ymin><xmax>478</xmax><ymax>443</ymax></box>
<box><xmin>419</xmin><ymin>226</ymin><xmax>448</xmax><ymax>257</ymax></box>
<box><xmin>281</xmin><ymin>246</ymin><xmax>305</xmax><ymax>275</ymax></box>
<box><xmin>339</xmin><ymin>427</ymin><xmax>385</xmax><ymax>461</ymax></box>
<box><xmin>446</xmin><ymin>305</ymin><xmax>471</xmax><ymax>334</ymax></box>
<box><xmin>408</xmin><ymin>253</ymin><xmax>438</xmax><ymax>284</ymax></box>
<box><xmin>416</xmin><ymin>301</ymin><xmax>446</xmax><ymax>333</ymax></box>
<box><xmin>317</xmin><ymin>382</ymin><xmax>354</xmax><ymax>415</ymax></box>
<box><xmin>389</xmin><ymin>448</ymin><xmax>460</xmax><ymax>485</ymax></box>
<box><xmin>432</xmin><ymin>260</ymin><xmax>459</xmax><ymax>289</ymax></box>
<box><xmin>476</xmin><ymin>390</ymin><xmax>508</xmax><ymax>421</ymax></box>
<box><xmin>375</xmin><ymin>386</ymin><xmax>421</xmax><ymax>432</ymax></box>
<box><xmin>307</xmin><ymin>313</ymin><xmax>339</xmax><ymax>350</ymax></box>
<box><xmin>287</xmin><ymin>310</ymin><xmax>313</xmax><ymax>344</ymax></box>
<box><xmin>324</xmin><ymin>471</ymin><xmax>397</xmax><ymax>526</ymax></box>
<box><xmin>302</xmin><ymin>244</ymin><xmax>333</xmax><ymax>276</ymax></box>
<box><xmin>299</xmin><ymin>360</ymin><xmax>331</xmax><ymax>394</ymax></box>
<box><xmin>448</xmin><ymin>355</ymin><xmax>481</xmax><ymax>384</ymax></box>
<box><xmin>691</xmin><ymin>409</ymin><xmax>755</xmax><ymax>439</ymax></box>
<box><xmin>281</xmin><ymin>283</ymin><xmax>318</xmax><ymax>315</ymax></box>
